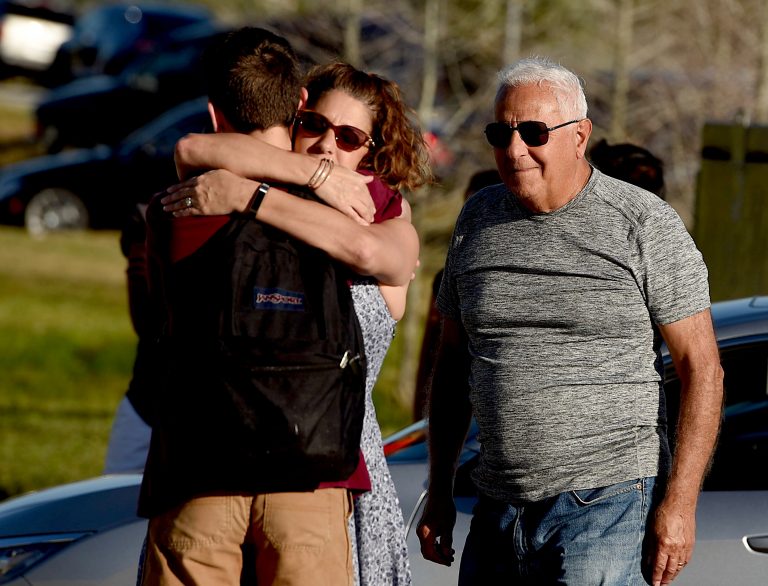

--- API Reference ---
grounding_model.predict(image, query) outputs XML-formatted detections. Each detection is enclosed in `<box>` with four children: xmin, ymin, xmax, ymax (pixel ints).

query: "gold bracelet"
<box><xmin>307</xmin><ymin>158</ymin><xmax>329</xmax><ymax>189</ymax></box>
<box><xmin>313</xmin><ymin>159</ymin><xmax>334</xmax><ymax>189</ymax></box>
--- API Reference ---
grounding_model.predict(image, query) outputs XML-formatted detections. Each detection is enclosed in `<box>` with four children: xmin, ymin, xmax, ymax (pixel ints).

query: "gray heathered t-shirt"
<box><xmin>437</xmin><ymin>168</ymin><xmax>710</xmax><ymax>503</ymax></box>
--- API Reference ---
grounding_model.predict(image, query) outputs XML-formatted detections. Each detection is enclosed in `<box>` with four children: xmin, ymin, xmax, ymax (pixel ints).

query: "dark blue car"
<box><xmin>47</xmin><ymin>1</ymin><xmax>213</xmax><ymax>85</ymax></box>
<box><xmin>36</xmin><ymin>22</ymin><xmax>227</xmax><ymax>152</ymax></box>
<box><xmin>0</xmin><ymin>98</ymin><xmax>209</xmax><ymax>235</ymax></box>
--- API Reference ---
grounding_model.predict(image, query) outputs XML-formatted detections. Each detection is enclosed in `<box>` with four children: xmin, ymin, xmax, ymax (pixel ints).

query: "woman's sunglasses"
<box><xmin>295</xmin><ymin>110</ymin><xmax>376</xmax><ymax>152</ymax></box>
<box><xmin>484</xmin><ymin>119</ymin><xmax>581</xmax><ymax>148</ymax></box>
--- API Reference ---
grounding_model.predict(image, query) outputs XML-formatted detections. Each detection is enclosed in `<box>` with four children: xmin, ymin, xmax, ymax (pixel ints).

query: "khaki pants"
<box><xmin>141</xmin><ymin>488</ymin><xmax>353</xmax><ymax>586</ymax></box>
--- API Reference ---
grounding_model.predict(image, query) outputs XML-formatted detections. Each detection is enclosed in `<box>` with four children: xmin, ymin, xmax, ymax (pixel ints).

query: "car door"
<box><xmin>665</xmin><ymin>337</ymin><xmax>768</xmax><ymax>585</ymax></box>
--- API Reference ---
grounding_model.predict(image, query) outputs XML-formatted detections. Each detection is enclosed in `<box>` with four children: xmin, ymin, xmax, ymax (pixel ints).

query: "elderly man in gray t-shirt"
<box><xmin>417</xmin><ymin>57</ymin><xmax>723</xmax><ymax>586</ymax></box>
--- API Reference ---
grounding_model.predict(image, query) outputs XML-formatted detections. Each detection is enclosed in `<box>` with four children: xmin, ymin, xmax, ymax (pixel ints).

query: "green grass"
<box><xmin>0</xmin><ymin>227</ymin><xmax>134</xmax><ymax>499</ymax></box>
<box><xmin>0</xmin><ymin>226</ymin><xmax>413</xmax><ymax>500</ymax></box>
<box><xmin>372</xmin><ymin>325</ymin><xmax>412</xmax><ymax>437</ymax></box>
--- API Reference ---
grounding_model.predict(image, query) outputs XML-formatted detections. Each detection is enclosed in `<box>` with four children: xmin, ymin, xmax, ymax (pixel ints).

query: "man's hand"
<box><xmin>418</xmin><ymin>315</ymin><xmax>472</xmax><ymax>567</ymax></box>
<box><xmin>313</xmin><ymin>165</ymin><xmax>374</xmax><ymax>225</ymax></box>
<box><xmin>648</xmin><ymin>499</ymin><xmax>695</xmax><ymax>585</ymax></box>
<box><xmin>416</xmin><ymin>493</ymin><xmax>458</xmax><ymax>566</ymax></box>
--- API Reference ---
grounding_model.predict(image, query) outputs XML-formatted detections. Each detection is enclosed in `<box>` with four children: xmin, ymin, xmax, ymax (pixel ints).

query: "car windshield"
<box><xmin>73</xmin><ymin>5</ymin><xmax>142</xmax><ymax>40</ymax></box>
<box><xmin>116</xmin><ymin>100</ymin><xmax>210</xmax><ymax>159</ymax></box>
<box><xmin>124</xmin><ymin>42</ymin><xmax>201</xmax><ymax>78</ymax></box>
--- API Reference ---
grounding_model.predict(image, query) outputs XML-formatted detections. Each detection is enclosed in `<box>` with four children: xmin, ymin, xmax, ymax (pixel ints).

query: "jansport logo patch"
<box><xmin>253</xmin><ymin>287</ymin><xmax>305</xmax><ymax>311</ymax></box>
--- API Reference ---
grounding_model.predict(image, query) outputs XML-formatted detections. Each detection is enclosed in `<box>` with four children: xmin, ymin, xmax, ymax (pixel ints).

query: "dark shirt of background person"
<box><xmin>412</xmin><ymin>169</ymin><xmax>501</xmax><ymax>421</ymax></box>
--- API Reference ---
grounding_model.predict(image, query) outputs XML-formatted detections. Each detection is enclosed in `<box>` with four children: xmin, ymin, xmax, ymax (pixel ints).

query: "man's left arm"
<box><xmin>651</xmin><ymin>308</ymin><xmax>724</xmax><ymax>586</ymax></box>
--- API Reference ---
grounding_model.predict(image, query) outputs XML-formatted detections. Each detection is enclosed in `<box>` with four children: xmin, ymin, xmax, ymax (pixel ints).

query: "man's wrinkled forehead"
<box><xmin>493</xmin><ymin>83</ymin><xmax>561</xmax><ymax>121</ymax></box>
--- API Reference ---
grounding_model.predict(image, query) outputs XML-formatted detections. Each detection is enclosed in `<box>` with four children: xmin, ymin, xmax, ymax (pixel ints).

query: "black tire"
<box><xmin>25</xmin><ymin>188</ymin><xmax>89</xmax><ymax>236</ymax></box>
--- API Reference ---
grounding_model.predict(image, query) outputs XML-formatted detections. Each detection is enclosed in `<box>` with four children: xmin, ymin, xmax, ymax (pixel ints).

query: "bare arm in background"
<box><xmin>416</xmin><ymin>315</ymin><xmax>473</xmax><ymax>566</ymax></box>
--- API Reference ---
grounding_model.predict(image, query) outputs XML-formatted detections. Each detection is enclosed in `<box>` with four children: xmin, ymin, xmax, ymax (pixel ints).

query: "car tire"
<box><xmin>25</xmin><ymin>188</ymin><xmax>89</xmax><ymax>236</ymax></box>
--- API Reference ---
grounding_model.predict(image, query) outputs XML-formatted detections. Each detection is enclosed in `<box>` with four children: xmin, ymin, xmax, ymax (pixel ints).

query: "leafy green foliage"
<box><xmin>372</xmin><ymin>324</ymin><xmax>413</xmax><ymax>437</ymax></box>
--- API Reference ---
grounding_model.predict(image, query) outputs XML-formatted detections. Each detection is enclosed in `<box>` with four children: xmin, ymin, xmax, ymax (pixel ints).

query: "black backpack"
<box><xmin>155</xmin><ymin>213</ymin><xmax>367</xmax><ymax>491</ymax></box>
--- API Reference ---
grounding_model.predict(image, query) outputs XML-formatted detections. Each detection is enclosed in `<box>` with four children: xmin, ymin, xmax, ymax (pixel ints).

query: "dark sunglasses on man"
<box><xmin>295</xmin><ymin>110</ymin><xmax>376</xmax><ymax>152</ymax></box>
<box><xmin>485</xmin><ymin>119</ymin><xmax>582</xmax><ymax>149</ymax></box>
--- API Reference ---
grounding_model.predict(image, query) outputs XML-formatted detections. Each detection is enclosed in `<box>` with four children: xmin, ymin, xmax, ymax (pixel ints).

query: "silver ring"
<box><xmin>184</xmin><ymin>197</ymin><xmax>193</xmax><ymax>208</ymax></box>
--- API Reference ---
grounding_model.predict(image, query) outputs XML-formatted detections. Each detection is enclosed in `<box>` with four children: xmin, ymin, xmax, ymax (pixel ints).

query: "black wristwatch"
<box><xmin>249</xmin><ymin>182</ymin><xmax>270</xmax><ymax>217</ymax></box>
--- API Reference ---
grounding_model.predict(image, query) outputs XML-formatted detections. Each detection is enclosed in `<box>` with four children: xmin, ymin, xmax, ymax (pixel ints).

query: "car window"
<box><xmin>143</xmin><ymin>15</ymin><xmax>183</xmax><ymax>37</ymax></box>
<box><xmin>115</xmin><ymin>100</ymin><xmax>208</xmax><ymax>164</ymax></box>
<box><xmin>664</xmin><ymin>339</ymin><xmax>768</xmax><ymax>490</ymax></box>
<box><xmin>665</xmin><ymin>340</ymin><xmax>768</xmax><ymax>407</ymax></box>
<box><xmin>155</xmin><ymin>113</ymin><xmax>210</xmax><ymax>155</ymax></box>
<box><xmin>127</xmin><ymin>43</ymin><xmax>201</xmax><ymax>79</ymax></box>
<box><xmin>719</xmin><ymin>341</ymin><xmax>768</xmax><ymax>405</ymax></box>
<box><xmin>73</xmin><ymin>6</ymin><xmax>138</xmax><ymax>40</ymax></box>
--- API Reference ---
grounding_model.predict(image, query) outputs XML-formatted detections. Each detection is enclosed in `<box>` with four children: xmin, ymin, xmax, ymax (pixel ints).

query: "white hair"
<box><xmin>496</xmin><ymin>56</ymin><xmax>588</xmax><ymax>119</ymax></box>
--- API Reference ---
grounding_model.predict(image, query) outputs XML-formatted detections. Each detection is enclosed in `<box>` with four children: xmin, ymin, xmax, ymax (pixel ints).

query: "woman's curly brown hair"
<box><xmin>303</xmin><ymin>62</ymin><xmax>433</xmax><ymax>192</ymax></box>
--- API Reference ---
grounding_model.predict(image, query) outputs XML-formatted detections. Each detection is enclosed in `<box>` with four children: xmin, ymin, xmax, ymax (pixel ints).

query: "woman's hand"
<box><xmin>161</xmin><ymin>169</ymin><xmax>253</xmax><ymax>216</ymax></box>
<box><xmin>313</xmin><ymin>165</ymin><xmax>375</xmax><ymax>225</ymax></box>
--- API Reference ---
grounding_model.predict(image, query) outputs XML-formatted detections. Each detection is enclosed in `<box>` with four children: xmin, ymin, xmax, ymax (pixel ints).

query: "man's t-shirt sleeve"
<box><xmin>632</xmin><ymin>203</ymin><xmax>711</xmax><ymax>325</ymax></box>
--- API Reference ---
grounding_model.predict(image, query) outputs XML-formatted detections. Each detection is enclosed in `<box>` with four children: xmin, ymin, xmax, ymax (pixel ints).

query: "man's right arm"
<box><xmin>417</xmin><ymin>314</ymin><xmax>472</xmax><ymax>566</ymax></box>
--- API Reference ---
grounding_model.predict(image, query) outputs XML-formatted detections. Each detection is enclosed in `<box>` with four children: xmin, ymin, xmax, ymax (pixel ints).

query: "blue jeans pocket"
<box><xmin>570</xmin><ymin>478</ymin><xmax>643</xmax><ymax>506</ymax></box>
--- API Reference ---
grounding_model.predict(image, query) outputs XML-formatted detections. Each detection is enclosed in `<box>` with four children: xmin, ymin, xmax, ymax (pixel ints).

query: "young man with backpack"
<box><xmin>139</xmin><ymin>28</ymin><xmax>388</xmax><ymax>585</ymax></box>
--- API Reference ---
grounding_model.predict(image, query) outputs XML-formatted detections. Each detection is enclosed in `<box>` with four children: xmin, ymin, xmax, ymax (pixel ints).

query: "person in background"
<box><xmin>412</xmin><ymin>168</ymin><xmax>500</xmax><ymax>421</ymax></box>
<box><xmin>417</xmin><ymin>56</ymin><xmax>722</xmax><ymax>586</ymax></box>
<box><xmin>103</xmin><ymin>203</ymin><xmax>156</xmax><ymax>474</ymax></box>
<box><xmin>589</xmin><ymin>138</ymin><xmax>665</xmax><ymax>199</ymax></box>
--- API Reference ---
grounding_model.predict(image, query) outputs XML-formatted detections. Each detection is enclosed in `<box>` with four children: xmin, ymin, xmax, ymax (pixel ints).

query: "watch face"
<box><xmin>250</xmin><ymin>183</ymin><xmax>269</xmax><ymax>216</ymax></box>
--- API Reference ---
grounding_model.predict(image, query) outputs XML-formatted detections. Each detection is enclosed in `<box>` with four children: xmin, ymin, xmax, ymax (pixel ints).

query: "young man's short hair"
<box><xmin>203</xmin><ymin>27</ymin><xmax>302</xmax><ymax>133</ymax></box>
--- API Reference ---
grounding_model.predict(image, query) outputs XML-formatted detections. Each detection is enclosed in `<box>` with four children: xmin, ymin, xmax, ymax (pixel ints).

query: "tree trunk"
<box><xmin>418</xmin><ymin>0</ymin><xmax>441</xmax><ymax>126</ymax></box>
<box><xmin>755</xmin><ymin>0</ymin><xmax>768</xmax><ymax>122</ymax></box>
<box><xmin>504</xmin><ymin>0</ymin><xmax>523</xmax><ymax>66</ymax></box>
<box><xmin>343</xmin><ymin>0</ymin><xmax>363</xmax><ymax>67</ymax></box>
<box><xmin>610</xmin><ymin>0</ymin><xmax>634</xmax><ymax>141</ymax></box>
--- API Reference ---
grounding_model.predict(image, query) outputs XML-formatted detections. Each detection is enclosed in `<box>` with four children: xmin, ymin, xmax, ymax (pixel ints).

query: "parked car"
<box><xmin>46</xmin><ymin>1</ymin><xmax>213</xmax><ymax>86</ymax></box>
<box><xmin>0</xmin><ymin>98</ymin><xmax>209</xmax><ymax>235</ymax></box>
<box><xmin>394</xmin><ymin>295</ymin><xmax>768</xmax><ymax>585</ymax></box>
<box><xmin>2</xmin><ymin>296</ymin><xmax>768</xmax><ymax>584</ymax></box>
<box><xmin>35</xmin><ymin>22</ymin><xmax>227</xmax><ymax>152</ymax></box>
<box><xmin>0</xmin><ymin>0</ymin><xmax>74</xmax><ymax>84</ymax></box>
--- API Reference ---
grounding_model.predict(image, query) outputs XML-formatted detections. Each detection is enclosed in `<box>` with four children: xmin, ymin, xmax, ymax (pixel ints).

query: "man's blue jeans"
<box><xmin>458</xmin><ymin>477</ymin><xmax>657</xmax><ymax>586</ymax></box>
